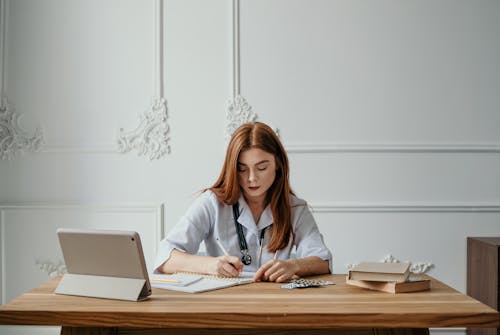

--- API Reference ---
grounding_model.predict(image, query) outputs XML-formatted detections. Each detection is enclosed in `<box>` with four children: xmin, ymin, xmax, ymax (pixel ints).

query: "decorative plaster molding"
<box><xmin>226</xmin><ymin>95</ymin><xmax>257</xmax><ymax>138</ymax></box>
<box><xmin>117</xmin><ymin>98</ymin><xmax>170</xmax><ymax>160</ymax></box>
<box><xmin>409</xmin><ymin>261</ymin><xmax>434</xmax><ymax>274</ymax></box>
<box><xmin>0</xmin><ymin>99</ymin><xmax>44</xmax><ymax>160</ymax></box>
<box><xmin>226</xmin><ymin>0</ymin><xmax>280</xmax><ymax>139</ymax></box>
<box><xmin>35</xmin><ymin>259</ymin><xmax>67</xmax><ymax>278</ymax></box>
<box><xmin>380</xmin><ymin>254</ymin><xmax>433</xmax><ymax>274</ymax></box>
<box><xmin>0</xmin><ymin>0</ymin><xmax>44</xmax><ymax>160</ymax></box>
<box><xmin>226</xmin><ymin>1</ymin><xmax>258</xmax><ymax>138</ymax></box>
<box><xmin>117</xmin><ymin>0</ymin><xmax>170</xmax><ymax>160</ymax></box>
<box><xmin>346</xmin><ymin>254</ymin><xmax>434</xmax><ymax>275</ymax></box>
<box><xmin>225</xmin><ymin>95</ymin><xmax>281</xmax><ymax>138</ymax></box>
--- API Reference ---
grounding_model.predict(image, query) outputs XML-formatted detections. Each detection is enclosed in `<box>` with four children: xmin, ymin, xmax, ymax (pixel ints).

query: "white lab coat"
<box><xmin>153</xmin><ymin>190</ymin><xmax>332</xmax><ymax>273</ymax></box>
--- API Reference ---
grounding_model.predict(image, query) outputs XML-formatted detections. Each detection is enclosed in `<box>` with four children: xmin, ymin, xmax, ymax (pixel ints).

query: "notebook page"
<box><xmin>150</xmin><ymin>273</ymin><xmax>203</xmax><ymax>287</ymax></box>
<box><xmin>152</xmin><ymin>272</ymin><xmax>255</xmax><ymax>293</ymax></box>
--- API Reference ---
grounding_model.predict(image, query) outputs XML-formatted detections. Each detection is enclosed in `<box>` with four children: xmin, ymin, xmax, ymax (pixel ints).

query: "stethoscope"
<box><xmin>232</xmin><ymin>203</ymin><xmax>266</xmax><ymax>266</ymax></box>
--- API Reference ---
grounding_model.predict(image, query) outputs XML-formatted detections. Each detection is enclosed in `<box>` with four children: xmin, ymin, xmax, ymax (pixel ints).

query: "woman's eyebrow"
<box><xmin>238</xmin><ymin>159</ymin><xmax>270</xmax><ymax>166</ymax></box>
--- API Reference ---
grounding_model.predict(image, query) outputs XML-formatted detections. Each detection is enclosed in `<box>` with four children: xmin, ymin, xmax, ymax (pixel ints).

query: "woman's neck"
<box><xmin>244</xmin><ymin>195</ymin><xmax>266</xmax><ymax>224</ymax></box>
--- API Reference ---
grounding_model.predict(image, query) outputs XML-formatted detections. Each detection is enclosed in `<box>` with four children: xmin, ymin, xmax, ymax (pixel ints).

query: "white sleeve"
<box><xmin>152</xmin><ymin>192</ymin><xmax>216</xmax><ymax>273</ymax></box>
<box><xmin>293</xmin><ymin>204</ymin><xmax>333</xmax><ymax>273</ymax></box>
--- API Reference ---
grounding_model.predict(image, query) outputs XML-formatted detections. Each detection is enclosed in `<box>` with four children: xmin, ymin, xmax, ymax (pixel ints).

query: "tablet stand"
<box><xmin>55</xmin><ymin>273</ymin><xmax>149</xmax><ymax>301</ymax></box>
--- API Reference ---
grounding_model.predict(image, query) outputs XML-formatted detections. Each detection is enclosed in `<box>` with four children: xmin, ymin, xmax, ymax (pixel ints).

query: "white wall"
<box><xmin>1</xmin><ymin>0</ymin><xmax>500</xmax><ymax>334</ymax></box>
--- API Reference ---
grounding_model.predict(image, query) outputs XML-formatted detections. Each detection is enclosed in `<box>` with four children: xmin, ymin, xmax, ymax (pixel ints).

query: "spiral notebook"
<box><xmin>150</xmin><ymin>272</ymin><xmax>254</xmax><ymax>293</ymax></box>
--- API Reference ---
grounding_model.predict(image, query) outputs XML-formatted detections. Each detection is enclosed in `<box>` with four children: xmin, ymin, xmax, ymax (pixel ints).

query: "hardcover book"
<box><xmin>348</xmin><ymin>262</ymin><xmax>410</xmax><ymax>283</ymax></box>
<box><xmin>346</xmin><ymin>276</ymin><xmax>431</xmax><ymax>293</ymax></box>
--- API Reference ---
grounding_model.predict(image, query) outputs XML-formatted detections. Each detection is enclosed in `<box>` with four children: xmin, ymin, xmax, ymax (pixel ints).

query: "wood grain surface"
<box><xmin>60</xmin><ymin>327</ymin><xmax>431</xmax><ymax>335</ymax></box>
<box><xmin>0</xmin><ymin>274</ymin><xmax>498</xmax><ymax>329</ymax></box>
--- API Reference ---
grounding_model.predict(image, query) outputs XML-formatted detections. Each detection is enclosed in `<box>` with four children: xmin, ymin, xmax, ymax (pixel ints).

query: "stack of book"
<box><xmin>346</xmin><ymin>262</ymin><xmax>431</xmax><ymax>293</ymax></box>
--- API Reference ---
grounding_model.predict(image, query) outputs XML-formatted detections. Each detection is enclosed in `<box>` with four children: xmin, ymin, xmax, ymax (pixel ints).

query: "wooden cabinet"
<box><xmin>467</xmin><ymin>237</ymin><xmax>500</xmax><ymax>335</ymax></box>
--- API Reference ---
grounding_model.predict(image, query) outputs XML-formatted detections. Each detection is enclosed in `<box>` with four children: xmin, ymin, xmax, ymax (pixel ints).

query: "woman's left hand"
<box><xmin>253</xmin><ymin>259</ymin><xmax>300</xmax><ymax>283</ymax></box>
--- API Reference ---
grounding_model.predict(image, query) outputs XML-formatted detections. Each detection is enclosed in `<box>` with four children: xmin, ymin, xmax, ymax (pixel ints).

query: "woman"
<box><xmin>153</xmin><ymin>122</ymin><xmax>332</xmax><ymax>282</ymax></box>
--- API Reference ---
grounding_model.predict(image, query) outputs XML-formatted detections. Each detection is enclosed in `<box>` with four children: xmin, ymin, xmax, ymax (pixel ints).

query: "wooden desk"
<box><xmin>0</xmin><ymin>275</ymin><xmax>498</xmax><ymax>335</ymax></box>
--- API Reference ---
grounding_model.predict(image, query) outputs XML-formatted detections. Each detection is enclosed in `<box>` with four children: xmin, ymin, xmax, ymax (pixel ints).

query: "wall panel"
<box><xmin>0</xmin><ymin>203</ymin><xmax>163</xmax><ymax>303</ymax></box>
<box><xmin>6</xmin><ymin>0</ymin><xmax>155</xmax><ymax>149</ymax></box>
<box><xmin>240</xmin><ymin>0</ymin><xmax>500</xmax><ymax>144</ymax></box>
<box><xmin>236</xmin><ymin>5</ymin><xmax>500</xmax><ymax>335</ymax></box>
<box><xmin>1</xmin><ymin>1</ymin><xmax>499</xmax><ymax>334</ymax></box>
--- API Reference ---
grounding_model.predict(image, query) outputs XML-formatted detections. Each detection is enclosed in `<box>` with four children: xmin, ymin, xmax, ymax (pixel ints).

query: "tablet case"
<box><xmin>55</xmin><ymin>228</ymin><xmax>151</xmax><ymax>301</ymax></box>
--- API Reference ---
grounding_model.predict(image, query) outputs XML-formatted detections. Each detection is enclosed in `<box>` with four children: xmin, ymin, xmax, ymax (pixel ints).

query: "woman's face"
<box><xmin>237</xmin><ymin>148</ymin><xmax>277</xmax><ymax>204</ymax></box>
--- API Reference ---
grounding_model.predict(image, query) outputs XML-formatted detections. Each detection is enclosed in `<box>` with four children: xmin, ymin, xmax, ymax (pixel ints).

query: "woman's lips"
<box><xmin>248</xmin><ymin>186</ymin><xmax>259</xmax><ymax>191</ymax></box>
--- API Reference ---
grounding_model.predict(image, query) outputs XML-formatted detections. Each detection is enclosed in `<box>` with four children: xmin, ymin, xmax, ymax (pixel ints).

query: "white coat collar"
<box><xmin>236</xmin><ymin>194</ymin><xmax>274</xmax><ymax>233</ymax></box>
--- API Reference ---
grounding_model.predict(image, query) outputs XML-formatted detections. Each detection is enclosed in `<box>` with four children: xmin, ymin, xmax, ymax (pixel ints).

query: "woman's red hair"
<box><xmin>209</xmin><ymin>122</ymin><xmax>293</xmax><ymax>252</ymax></box>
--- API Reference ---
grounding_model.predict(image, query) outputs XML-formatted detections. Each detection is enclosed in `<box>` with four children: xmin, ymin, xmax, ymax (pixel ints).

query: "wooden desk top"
<box><xmin>0</xmin><ymin>274</ymin><xmax>498</xmax><ymax>329</ymax></box>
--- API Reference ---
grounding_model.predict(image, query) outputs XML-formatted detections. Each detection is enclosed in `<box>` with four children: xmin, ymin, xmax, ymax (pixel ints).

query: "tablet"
<box><xmin>56</xmin><ymin>228</ymin><xmax>152</xmax><ymax>301</ymax></box>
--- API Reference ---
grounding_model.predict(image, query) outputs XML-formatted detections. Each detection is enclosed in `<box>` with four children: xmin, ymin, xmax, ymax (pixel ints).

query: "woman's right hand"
<box><xmin>160</xmin><ymin>249</ymin><xmax>243</xmax><ymax>277</ymax></box>
<box><xmin>210</xmin><ymin>255</ymin><xmax>244</xmax><ymax>277</ymax></box>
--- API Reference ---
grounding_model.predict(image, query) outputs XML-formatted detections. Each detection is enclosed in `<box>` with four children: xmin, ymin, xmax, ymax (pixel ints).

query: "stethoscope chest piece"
<box><xmin>241</xmin><ymin>251</ymin><xmax>252</xmax><ymax>265</ymax></box>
